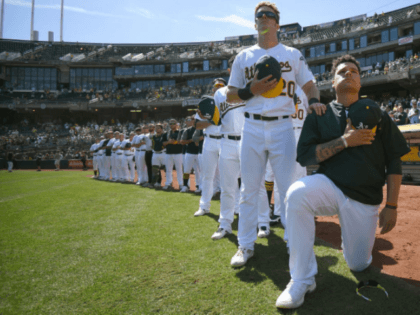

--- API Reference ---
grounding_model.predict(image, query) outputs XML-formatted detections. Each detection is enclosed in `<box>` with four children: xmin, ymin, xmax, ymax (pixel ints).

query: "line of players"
<box><xmin>88</xmin><ymin>118</ymin><xmax>222</xmax><ymax>198</ymax></box>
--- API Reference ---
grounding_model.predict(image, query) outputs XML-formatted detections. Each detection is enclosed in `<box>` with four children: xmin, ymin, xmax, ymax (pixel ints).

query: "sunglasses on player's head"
<box><xmin>255</xmin><ymin>11</ymin><xmax>279</xmax><ymax>23</ymax></box>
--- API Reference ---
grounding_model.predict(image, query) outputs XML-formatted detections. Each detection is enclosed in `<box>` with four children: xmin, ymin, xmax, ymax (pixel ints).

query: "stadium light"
<box><xmin>61</xmin><ymin>0</ymin><xmax>64</xmax><ymax>42</ymax></box>
<box><xmin>0</xmin><ymin>0</ymin><xmax>4</xmax><ymax>39</ymax></box>
<box><xmin>30</xmin><ymin>0</ymin><xmax>34</xmax><ymax>40</ymax></box>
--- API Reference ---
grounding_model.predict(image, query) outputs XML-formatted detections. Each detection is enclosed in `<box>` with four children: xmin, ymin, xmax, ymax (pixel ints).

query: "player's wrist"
<box><xmin>308</xmin><ymin>98</ymin><xmax>320</xmax><ymax>105</ymax></box>
<box><xmin>238</xmin><ymin>84</ymin><xmax>254</xmax><ymax>101</ymax></box>
<box><xmin>385</xmin><ymin>202</ymin><xmax>398</xmax><ymax>210</ymax></box>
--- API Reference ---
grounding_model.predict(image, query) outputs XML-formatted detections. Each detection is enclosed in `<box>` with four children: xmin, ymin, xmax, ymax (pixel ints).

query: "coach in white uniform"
<box><xmin>121</xmin><ymin>132</ymin><xmax>135</xmax><ymax>182</ymax></box>
<box><xmin>96</xmin><ymin>136</ymin><xmax>106</xmax><ymax>179</ymax></box>
<box><xmin>227</xmin><ymin>2</ymin><xmax>325</xmax><ymax>267</ymax></box>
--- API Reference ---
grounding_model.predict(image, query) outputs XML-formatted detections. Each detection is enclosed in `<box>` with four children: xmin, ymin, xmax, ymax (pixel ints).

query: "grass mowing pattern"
<box><xmin>1</xmin><ymin>171</ymin><xmax>419</xmax><ymax>314</ymax></box>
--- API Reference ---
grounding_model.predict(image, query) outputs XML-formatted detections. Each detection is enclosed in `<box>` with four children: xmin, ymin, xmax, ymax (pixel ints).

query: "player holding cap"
<box><xmin>227</xmin><ymin>2</ymin><xmax>325</xmax><ymax>267</ymax></box>
<box><xmin>194</xmin><ymin>79</ymin><xmax>224</xmax><ymax>216</ymax></box>
<box><xmin>276</xmin><ymin>55</ymin><xmax>410</xmax><ymax>309</ymax></box>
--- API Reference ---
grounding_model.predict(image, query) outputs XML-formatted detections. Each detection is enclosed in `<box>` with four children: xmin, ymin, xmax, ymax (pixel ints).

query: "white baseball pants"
<box><xmin>199</xmin><ymin>137</ymin><xmax>221</xmax><ymax>211</ymax></box>
<box><xmin>8</xmin><ymin>161</ymin><xmax>13</xmax><ymax>171</ymax></box>
<box><xmin>238</xmin><ymin>118</ymin><xmax>297</xmax><ymax>251</ymax></box>
<box><xmin>111</xmin><ymin>154</ymin><xmax>117</xmax><ymax>180</ymax></box>
<box><xmin>219</xmin><ymin>137</ymin><xmax>270</xmax><ymax>232</ymax></box>
<box><xmin>135</xmin><ymin>151</ymin><xmax>148</xmax><ymax>183</ymax></box>
<box><xmin>103</xmin><ymin>156</ymin><xmax>111</xmax><ymax>180</ymax></box>
<box><xmin>286</xmin><ymin>174</ymin><xmax>380</xmax><ymax>285</ymax></box>
<box><xmin>152</xmin><ymin>152</ymin><xmax>165</xmax><ymax>167</ymax></box>
<box><xmin>124</xmin><ymin>155</ymin><xmax>135</xmax><ymax>181</ymax></box>
<box><xmin>93</xmin><ymin>157</ymin><xmax>98</xmax><ymax>171</ymax></box>
<box><xmin>184</xmin><ymin>153</ymin><xmax>200</xmax><ymax>188</ymax></box>
<box><xmin>165</xmin><ymin>154</ymin><xmax>183</xmax><ymax>186</ymax></box>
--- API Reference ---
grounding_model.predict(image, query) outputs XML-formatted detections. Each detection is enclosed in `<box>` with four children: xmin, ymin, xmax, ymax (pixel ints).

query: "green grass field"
<box><xmin>1</xmin><ymin>171</ymin><xmax>419</xmax><ymax>315</ymax></box>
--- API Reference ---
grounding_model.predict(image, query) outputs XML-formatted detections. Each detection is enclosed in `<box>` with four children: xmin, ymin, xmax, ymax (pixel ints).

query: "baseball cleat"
<box><xmin>194</xmin><ymin>188</ymin><xmax>202</xmax><ymax>195</ymax></box>
<box><xmin>211</xmin><ymin>227</ymin><xmax>231</xmax><ymax>240</ymax></box>
<box><xmin>230</xmin><ymin>248</ymin><xmax>254</xmax><ymax>267</ymax></box>
<box><xmin>180</xmin><ymin>186</ymin><xmax>189</xmax><ymax>193</ymax></box>
<box><xmin>162</xmin><ymin>185</ymin><xmax>172</xmax><ymax>191</ymax></box>
<box><xmin>194</xmin><ymin>207</ymin><xmax>209</xmax><ymax>216</ymax></box>
<box><xmin>136</xmin><ymin>181</ymin><xmax>141</xmax><ymax>185</ymax></box>
<box><xmin>276</xmin><ymin>280</ymin><xmax>316</xmax><ymax>309</ymax></box>
<box><xmin>257</xmin><ymin>226</ymin><xmax>270</xmax><ymax>238</ymax></box>
<box><xmin>270</xmin><ymin>215</ymin><xmax>282</xmax><ymax>226</ymax></box>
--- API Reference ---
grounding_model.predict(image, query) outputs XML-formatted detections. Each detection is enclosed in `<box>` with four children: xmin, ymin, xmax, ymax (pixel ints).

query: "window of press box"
<box><xmin>366</xmin><ymin>32</ymin><xmax>381</xmax><ymax>46</ymax></box>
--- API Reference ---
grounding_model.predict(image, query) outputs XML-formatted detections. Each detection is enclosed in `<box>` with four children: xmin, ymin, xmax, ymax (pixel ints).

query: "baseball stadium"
<box><xmin>1</xmin><ymin>1</ymin><xmax>420</xmax><ymax>314</ymax></box>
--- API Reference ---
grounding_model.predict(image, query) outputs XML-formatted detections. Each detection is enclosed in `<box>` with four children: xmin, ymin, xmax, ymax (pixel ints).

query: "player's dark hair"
<box><xmin>156</xmin><ymin>124</ymin><xmax>163</xmax><ymax>130</ymax></box>
<box><xmin>331</xmin><ymin>55</ymin><xmax>361</xmax><ymax>75</ymax></box>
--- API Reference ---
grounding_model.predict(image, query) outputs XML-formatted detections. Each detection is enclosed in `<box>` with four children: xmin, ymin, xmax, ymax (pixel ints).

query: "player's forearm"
<box><xmin>226</xmin><ymin>86</ymin><xmax>244</xmax><ymax>103</ymax></box>
<box><xmin>302</xmin><ymin>80</ymin><xmax>320</xmax><ymax>102</ymax></box>
<box><xmin>195</xmin><ymin>121</ymin><xmax>212</xmax><ymax>130</ymax></box>
<box><xmin>386</xmin><ymin>174</ymin><xmax>402</xmax><ymax>205</ymax></box>
<box><xmin>314</xmin><ymin>137</ymin><xmax>346</xmax><ymax>164</ymax></box>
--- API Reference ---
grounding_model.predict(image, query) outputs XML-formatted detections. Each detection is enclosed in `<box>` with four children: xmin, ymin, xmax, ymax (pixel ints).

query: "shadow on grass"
<box><xmin>206</xmin><ymin>212</ymin><xmax>420</xmax><ymax>314</ymax></box>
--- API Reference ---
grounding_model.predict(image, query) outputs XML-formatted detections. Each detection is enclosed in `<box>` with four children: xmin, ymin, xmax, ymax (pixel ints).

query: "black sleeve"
<box><xmin>379</xmin><ymin>111</ymin><xmax>410</xmax><ymax>175</ymax></box>
<box><xmin>162</xmin><ymin>133</ymin><xmax>167</xmax><ymax>142</ymax></box>
<box><xmin>296</xmin><ymin>112</ymin><xmax>321</xmax><ymax>167</ymax></box>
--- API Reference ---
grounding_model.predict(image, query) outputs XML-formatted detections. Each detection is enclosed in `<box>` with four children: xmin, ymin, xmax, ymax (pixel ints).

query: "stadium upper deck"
<box><xmin>0</xmin><ymin>3</ymin><xmax>419</xmax><ymax>121</ymax></box>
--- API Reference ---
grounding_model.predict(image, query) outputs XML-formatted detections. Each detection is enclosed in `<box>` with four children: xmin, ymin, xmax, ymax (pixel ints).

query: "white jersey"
<box><xmin>291</xmin><ymin>86</ymin><xmax>308</xmax><ymax>130</ymax></box>
<box><xmin>120</xmin><ymin>139</ymin><xmax>133</xmax><ymax>155</ymax></box>
<box><xmin>97</xmin><ymin>139</ymin><xmax>106</xmax><ymax>155</ymax></box>
<box><xmin>144</xmin><ymin>132</ymin><xmax>153</xmax><ymax>151</ymax></box>
<box><xmin>214</xmin><ymin>86</ymin><xmax>246</xmax><ymax>135</ymax></box>
<box><xmin>113</xmin><ymin>139</ymin><xmax>123</xmax><ymax>154</ymax></box>
<box><xmin>90</xmin><ymin>143</ymin><xmax>99</xmax><ymax>156</ymax></box>
<box><xmin>195</xmin><ymin>111</ymin><xmax>221</xmax><ymax>136</ymax></box>
<box><xmin>107</xmin><ymin>138</ymin><xmax>117</xmax><ymax>153</ymax></box>
<box><xmin>228</xmin><ymin>43</ymin><xmax>314</xmax><ymax>117</ymax></box>
<box><xmin>132</xmin><ymin>134</ymin><xmax>142</xmax><ymax>151</ymax></box>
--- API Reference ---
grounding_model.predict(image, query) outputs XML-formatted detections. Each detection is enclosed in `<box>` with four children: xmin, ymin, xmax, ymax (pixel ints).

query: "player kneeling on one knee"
<box><xmin>276</xmin><ymin>55</ymin><xmax>409</xmax><ymax>309</ymax></box>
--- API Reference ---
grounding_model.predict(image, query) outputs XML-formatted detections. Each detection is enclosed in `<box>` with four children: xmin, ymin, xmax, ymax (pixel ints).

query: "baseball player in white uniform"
<box><xmin>226</xmin><ymin>2</ymin><xmax>325</xmax><ymax>267</ymax></box>
<box><xmin>96</xmin><ymin>136</ymin><xmax>106</xmax><ymax>179</ymax></box>
<box><xmin>112</xmin><ymin>133</ymin><xmax>124</xmax><ymax>181</ymax></box>
<box><xmin>194</xmin><ymin>83</ymin><xmax>223</xmax><ymax>216</ymax></box>
<box><xmin>107</xmin><ymin>131</ymin><xmax>118</xmax><ymax>181</ymax></box>
<box><xmin>122</xmin><ymin>132</ymin><xmax>136</xmax><ymax>182</ymax></box>
<box><xmin>132</xmin><ymin>127</ymin><xmax>144</xmax><ymax>185</ymax></box>
<box><xmin>138</xmin><ymin>126</ymin><xmax>149</xmax><ymax>185</ymax></box>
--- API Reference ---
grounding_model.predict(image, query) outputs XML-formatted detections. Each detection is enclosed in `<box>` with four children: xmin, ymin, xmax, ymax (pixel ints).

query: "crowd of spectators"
<box><xmin>315</xmin><ymin>53</ymin><xmax>420</xmax><ymax>85</ymax></box>
<box><xmin>0</xmin><ymin>116</ymin><xmax>194</xmax><ymax>163</ymax></box>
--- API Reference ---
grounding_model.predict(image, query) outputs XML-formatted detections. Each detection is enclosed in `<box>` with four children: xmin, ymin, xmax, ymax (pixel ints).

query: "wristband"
<box><xmin>308</xmin><ymin>98</ymin><xmax>320</xmax><ymax>105</ymax></box>
<box><xmin>341</xmin><ymin>136</ymin><xmax>348</xmax><ymax>148</ymax></box>
<box><xmin>385</xmin><ymin>202</ymin><xmax>397</xmax><ymax>209</ymax></box>
<box><xmin>238</xmin><ymin>85</ymin><xmax>254</xmax><ymax>101</ymax></box>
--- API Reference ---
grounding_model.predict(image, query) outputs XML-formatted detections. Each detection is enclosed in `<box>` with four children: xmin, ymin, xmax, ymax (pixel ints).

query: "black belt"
<box><xmin>206</xmin><ymin>134</ymin><xmax>222</xmax><ymax>139</ymax></box>
<box><xmin>293</xmin><ymin>127</ymin><xmax>302</xmax><ymax>130</ymax></box>
<box><xmin>125</xmin><ymin>154</ymin><xmax>134</xmax><ymax>156</ymax></box>
<box><xmin>154</xmin><ymin>151</ymin><xmax>164</xmax><ymax>154</ymax></box>
<box><xmin>117</xmin><ymin>153</ymin><xmax>123</xmax><ymax>155</ymax></box>
<box><xmin>223</xmin><ymin>135</ymin><xmax>241</xmax><ymax>141</ymax></box>
<box><xmin>245</xmin><ymin>112</ymin><xmax>289</xmax><ymax>121</ymax></box>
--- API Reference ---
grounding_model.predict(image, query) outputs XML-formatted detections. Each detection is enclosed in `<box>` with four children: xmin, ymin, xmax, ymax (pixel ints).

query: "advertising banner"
<box><xmin>68</xmin><ymin>159</ymin><xmax>93</xmax><ymax>169</ymax></box>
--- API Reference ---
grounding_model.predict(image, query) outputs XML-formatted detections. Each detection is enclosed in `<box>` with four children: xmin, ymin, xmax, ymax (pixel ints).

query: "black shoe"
<box><xmin>270</xmin><ymin>215</ymin><xmax>281</xmax><ymax>226</ymax></box>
